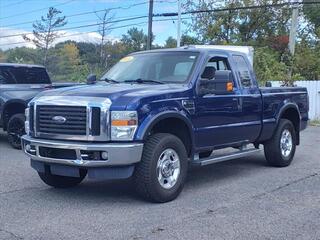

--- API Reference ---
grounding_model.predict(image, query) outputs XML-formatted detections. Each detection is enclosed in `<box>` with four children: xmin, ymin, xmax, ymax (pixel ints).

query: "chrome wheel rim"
<box><xmin>157</xmin><ymin>148</ymin><xmax>180</xmax><ymax>189</ymax></box>
<box><xmin>280</xmin><ymin>129</ymin><xmax>293</xmax><ymax>157</ymax></box>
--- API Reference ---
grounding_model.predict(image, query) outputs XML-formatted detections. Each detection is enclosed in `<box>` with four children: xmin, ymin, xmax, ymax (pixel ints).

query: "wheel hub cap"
<box><xmin>280</xmin><ymin>129</ymin><xmax>293</xmax><ymax>157</ymax></box>
<box><xmin>157</xmin><ymin>148</ymin><xmax>180</xmax><ymax>189</ymax></box>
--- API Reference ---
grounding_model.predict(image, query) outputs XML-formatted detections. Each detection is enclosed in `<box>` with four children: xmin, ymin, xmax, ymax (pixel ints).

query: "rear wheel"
<box><xmin>38</xmin><ymin>170</ymin><xmax>86</xmax><ymax>188</ymax></box>
<box><xmin>264</xmin><ymin>119</ymin><xmax>296</xmax><ymax>167</ymax></box>
<box><xmin>134</xmin><ymin>133</ymin><xmax>188</xmax><ymax>203</ymax></box>
<box><xmin>7</xmin><ymin>113</ymin><xmax>25</xmax><ymax>149</ymax></box>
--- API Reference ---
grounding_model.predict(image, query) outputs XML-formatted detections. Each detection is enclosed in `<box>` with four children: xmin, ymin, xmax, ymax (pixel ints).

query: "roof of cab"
<box><xmin>133</xmin><ymin>45</ymin><xmax>250</xmax><ymax>54</ymax></box>
<box><xmin>0</xmin><ymin>63</ymin><xmax>45</xmax><ymax>68</ymax></box>
<box><xmin>132</xmin><ymin>45</ymin><xmax>254</xmax><ymax>65</ymax></box>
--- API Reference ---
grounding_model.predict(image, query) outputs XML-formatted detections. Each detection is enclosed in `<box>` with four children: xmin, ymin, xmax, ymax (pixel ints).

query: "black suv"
<box><xmin>0</xmin><ymin>63</ymin><xmax>52</xmax><ymax>148</ymax></box>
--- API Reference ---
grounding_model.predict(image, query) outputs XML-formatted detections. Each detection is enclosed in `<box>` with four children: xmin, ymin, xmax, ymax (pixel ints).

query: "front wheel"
<box><xmin>264</xmin><ymin>119</ymin><xmax>297</xmax><ymax>167</ymax></box>
<box><xmin>134</xmin><ymin>133</ymin><xmax>188</xmax><ymax>203</ymax></box>
<box><xmin>38</xmin><ymin>170</ymin><xmax>86</xmax><ymax>188</ymax></box>
<box><xmin>7</xmin><ymin>113</ymin><xmax>25</xmax><ymax>149</ymax></box>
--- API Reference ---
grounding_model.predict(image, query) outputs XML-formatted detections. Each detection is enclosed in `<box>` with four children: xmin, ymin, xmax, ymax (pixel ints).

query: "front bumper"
<box><xmin>21</xmin><ymin>135</ymin><xmax>143</xmax><ymax>167</ymax></box>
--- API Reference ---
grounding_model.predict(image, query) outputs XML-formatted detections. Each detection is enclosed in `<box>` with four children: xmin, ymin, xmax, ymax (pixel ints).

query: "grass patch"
<box><xmin>310</xmin><ymin>119</ymin><xmax>320</xmax><ymax>126</ymax></box>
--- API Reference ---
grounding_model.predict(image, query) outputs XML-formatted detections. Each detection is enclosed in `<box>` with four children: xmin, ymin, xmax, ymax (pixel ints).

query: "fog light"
<box><xmin>101</xmin><ymin>151</ymin><xmax>108</xmax><ymax>160</ymax></box>
<box><xmin>25</xmin><ymin>144</ymin><xmax>31</xmax><ymax>152</ymax></box>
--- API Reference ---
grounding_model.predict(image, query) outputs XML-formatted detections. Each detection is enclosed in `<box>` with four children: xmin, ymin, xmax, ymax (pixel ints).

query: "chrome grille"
<box><xmin>36</xmin><ymin>105</ymin><xmax>87</xmax><ymax>135</ymax></box>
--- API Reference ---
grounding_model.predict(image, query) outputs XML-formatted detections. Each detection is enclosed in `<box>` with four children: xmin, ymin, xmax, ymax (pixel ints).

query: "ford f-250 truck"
<box><xmin>21</xmin><ymin>46</ymin><xmax>308</xmax><ymax>202</ymax></box>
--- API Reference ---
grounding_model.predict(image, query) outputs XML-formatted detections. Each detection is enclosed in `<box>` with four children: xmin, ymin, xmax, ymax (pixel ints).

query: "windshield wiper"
<box><xmin>124</xmin><ymin>78</ymin><xmax>164</xmax><ymax>84</ymax></box>
<box><xmin>101</xmin><ymin>77</ymin><xmax>119</xmax><ymax>84</ymax></box>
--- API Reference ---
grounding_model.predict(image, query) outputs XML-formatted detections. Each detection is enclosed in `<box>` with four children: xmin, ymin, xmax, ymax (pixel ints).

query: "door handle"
<box><xmin>232</xmin><ymin>98</ymin><xmax>242</xmax><ymax>110</ymax></box>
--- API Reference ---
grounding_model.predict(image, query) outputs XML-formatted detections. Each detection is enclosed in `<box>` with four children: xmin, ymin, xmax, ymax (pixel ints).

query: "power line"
<box><xmin>154</xmin><ymin>1</ymin><xmax>320</xmax><ymax>17</ymax></box>
<box><xmin>0</xmin><ymin>17</ymin><xmax>191</xmax><ymax>47</ymax></box>
<box><xmin>0</xmin><ymin>0</ymin><xmax>25</xmax><ymax>8</ymax></box>
<box><xmin>3</xmin><ymin>1</ymin><xmax>319</xmax><ymax>40</ymax></box>
<box><xmin>0</xmin><ymin>22</ymin><xmax>148</xmax><ymax>47</ymax></box>
<box><xmin>0</xmin><ymin>0</ymin><xmax>76</xmax><ymax>20</ymax></box>
<box><xmin>0</xmin><ymin>16</ymin><xmax>149</xmax><ymax>39</ymax></box>
<box><xmin>0</xmin><ymin>0</ymin><xmax>177</xmax><ymax>27</ymax></box>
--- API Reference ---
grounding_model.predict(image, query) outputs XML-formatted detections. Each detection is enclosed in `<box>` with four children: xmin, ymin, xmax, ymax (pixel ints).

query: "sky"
<box><xmin>0</xmin><ymin>0</ymin><xmax>185</xmax><ymax>50</ymax></box>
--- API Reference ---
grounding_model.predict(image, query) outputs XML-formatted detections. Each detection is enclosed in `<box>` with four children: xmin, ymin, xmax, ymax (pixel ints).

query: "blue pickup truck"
<box><xmin>21</xmin><ymin>46</ymin><xmax>308</xmax><ymax>202</ymax></box>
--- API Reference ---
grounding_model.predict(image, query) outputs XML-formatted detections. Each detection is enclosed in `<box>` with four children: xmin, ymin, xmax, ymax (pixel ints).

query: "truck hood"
<box><xmin>34</xmin><ymin>82</ymin><xmax>190</xmax><ymax>109</ymax></box>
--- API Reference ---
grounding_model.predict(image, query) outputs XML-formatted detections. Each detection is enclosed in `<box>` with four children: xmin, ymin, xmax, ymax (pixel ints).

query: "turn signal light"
<box><xmin>111</xmin><ymin>119</ymin><xmax>137</xmax><ymax>126</ymax></box>
<box><xmin>227</xmin><ymin>82</ymin><xmax>233</xmax><ymax>91</ymax></box>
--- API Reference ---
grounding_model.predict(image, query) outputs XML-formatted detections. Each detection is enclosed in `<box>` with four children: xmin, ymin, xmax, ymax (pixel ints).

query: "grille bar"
<box><xmin>36</xmin><ymin>105</ymin><xmax>87</xmax><ymax>135</ymax></box>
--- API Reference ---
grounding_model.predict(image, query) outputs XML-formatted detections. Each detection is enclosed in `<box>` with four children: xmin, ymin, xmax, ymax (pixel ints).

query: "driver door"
<box><xmin>192</xmin><ymin>55</ymin><xmax>245</xmax><ymax>150</ymax></box>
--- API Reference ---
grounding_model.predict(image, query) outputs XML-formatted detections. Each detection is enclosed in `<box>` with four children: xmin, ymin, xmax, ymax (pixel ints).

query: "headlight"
<box><xmin>111</xmin><ymin>111</ymin><xmax>138</xmax><ymax>141</ymax></box>
<box><xmin>25</xmin><ymin>108</ymin><xmax>30</xmax><ymax>135</ymax></box>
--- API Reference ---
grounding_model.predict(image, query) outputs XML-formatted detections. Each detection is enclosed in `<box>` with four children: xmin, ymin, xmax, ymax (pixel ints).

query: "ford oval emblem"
<box><xmin>52</xmin><ymin>116</ymin><xmax>67</xmax><ymax>124</ymax></box>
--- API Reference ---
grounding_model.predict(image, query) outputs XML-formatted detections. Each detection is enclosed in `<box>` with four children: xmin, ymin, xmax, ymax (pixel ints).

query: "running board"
<box><xmin>191</xmin><ymin>148</ymin><xmax>261</xmax><ymax>166</ymax></box>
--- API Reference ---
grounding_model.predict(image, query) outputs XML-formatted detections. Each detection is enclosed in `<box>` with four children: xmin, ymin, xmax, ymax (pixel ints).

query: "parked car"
<box><xmin>0</xmin><ymin>63</ymin><xmax>52</xmax><ymax>148</ymax></box>
<box><xmin>21</xmin><ymin>46</ymin><xmax>309</xmax><ymax>202</ymax></box>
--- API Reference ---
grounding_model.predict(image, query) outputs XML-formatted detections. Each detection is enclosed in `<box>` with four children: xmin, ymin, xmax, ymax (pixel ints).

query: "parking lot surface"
<box><xmin>0</xmin><ymin>127</ymin><xmax>319</xmax><ymax>240</ymax></box>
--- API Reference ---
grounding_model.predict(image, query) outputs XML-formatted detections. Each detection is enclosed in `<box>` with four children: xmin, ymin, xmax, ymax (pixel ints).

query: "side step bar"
<box><xmin>191</xmin><ymin>148</ymin><xmax>261</xmax><ymax>166</ymax></box>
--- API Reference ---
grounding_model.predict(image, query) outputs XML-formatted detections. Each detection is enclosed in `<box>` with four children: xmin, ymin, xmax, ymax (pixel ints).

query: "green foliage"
<box><xmin>183</xmin><ymin>0</ymin><xmax>291</xmax><ymax>44</ymax></box>
<box><xmin>5</xmin><ymin>47</ymin><xmax>42</xmax><ymax>65</ymax></box>
<box><xmin>165</xmin><ymin>37</ymin><xmax>177</xmax><ymax>48</ymax></box>
<box><xmin>293</xmin><ymin>41</ymin><xmax>320</xmax><ymax>80</ymax></box>
<box><xmin>121</xmin><ymin>27</ymin><xmax>148</xmax><ymax>52</ymax></box>
<box><xmin>254</xmin><ymin>47</ymin><xmax>288</xmax><ymax>84</ymax></box>
<box><xmin>303</xmin><ymin>0</ymin><xmax>320</xmax><ymax>30</ymax></box>
<box><xmin>2</xmin><ymin>4</ymin><xmax>320</xmax><ymax>86</ymax></box>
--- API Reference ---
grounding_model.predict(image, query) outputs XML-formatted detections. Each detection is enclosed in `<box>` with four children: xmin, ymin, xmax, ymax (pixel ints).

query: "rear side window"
<box><xmin>0</xmin><ymin>66</ymin><xmax>50</xmax><ymax>84</ymax></box>
<box><xmin>233</xmin><ymin>55</ymin><xmax>252</xmax><ymax>88</ymax></box>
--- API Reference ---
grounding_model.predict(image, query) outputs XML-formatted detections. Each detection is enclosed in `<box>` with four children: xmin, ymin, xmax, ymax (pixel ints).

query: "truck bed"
<box><xmin>259</xmin><ymin>86</ymin><xmax>308</xmax><ymax>142</ymax></box>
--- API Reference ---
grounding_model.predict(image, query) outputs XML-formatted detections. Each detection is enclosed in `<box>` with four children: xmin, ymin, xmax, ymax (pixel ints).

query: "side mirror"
<box><xmin>198</xmin><ymin>70</ymin><xmax>234</xmax><ymax>96</ymax></box>
<box><xmin>86</xmin><ymin>74</ymin><xmax>96</xmax><ymax>84</ymax></box>
<box><xmin>265</xmin><ymin>81</ymin><xmax>272</xmax><ymax>87</ymax></box>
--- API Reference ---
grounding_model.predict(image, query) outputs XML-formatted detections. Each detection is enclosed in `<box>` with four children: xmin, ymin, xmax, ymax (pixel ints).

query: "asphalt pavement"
<box><xmin>0</xmin><ymin>127</ymin><xmax>319</xmax><ymax>240</ymax></box>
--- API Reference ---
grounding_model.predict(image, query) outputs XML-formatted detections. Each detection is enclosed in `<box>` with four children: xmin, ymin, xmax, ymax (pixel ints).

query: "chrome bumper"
<box><xmin>21</xmin><ymin>135</ymin><xmax>143</xmax><ymax>167</ymax></box>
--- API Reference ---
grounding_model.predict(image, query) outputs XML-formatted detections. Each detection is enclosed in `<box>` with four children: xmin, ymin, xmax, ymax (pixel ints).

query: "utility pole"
<box><xmin>288</xmin><ymin>4</ymin><xmax>299</xmax><ymax>56</ymax></box>
<box><xmin>287</xmin><ymin>4</ymin><xmax>299</xmax><ymax>84</ymax></box>
<box><xmin>147</xmin><ymin>0</ymin><xmax>154</xmax><ymax>50</ymax></box>
<box><xmin>177</xmin><ymin>0</ymin><xmax>181</xmax><ymax>47</ymax></box>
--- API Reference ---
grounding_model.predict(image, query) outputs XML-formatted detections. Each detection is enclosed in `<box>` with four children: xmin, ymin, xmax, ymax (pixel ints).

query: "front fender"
<box><xmin>135</xmin><ymin>110</ymin><xmax>194</xmax><ymax>142</ymax></box>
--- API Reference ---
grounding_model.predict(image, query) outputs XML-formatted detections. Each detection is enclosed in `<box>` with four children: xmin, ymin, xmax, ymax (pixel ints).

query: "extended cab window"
<box><xmin>0</xmin><ymin>66</ymin><xmax>50</xmax><ymax>84</ymax></box>
<box><xmin>233</xmin><ymin>55</ymin><xmax>252</xmax><ymax>87</ymax></box>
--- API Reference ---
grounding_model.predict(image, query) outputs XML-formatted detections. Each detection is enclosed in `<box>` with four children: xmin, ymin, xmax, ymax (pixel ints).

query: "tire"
<box><xmin>38</xmin><ymin>170</ymin><xmax>86</xmax><ymax>188</ymax></box>
<box><xmin>134</xmin><ymin>133</ymin><xmax>188</xmax><ymax>203</ymax></box>
<box><xmin>7</xmin><ymin>113</ymin><xmax>25</xmax><ymax>149</ymax></box>
<box><xmin>264</xmin><ymin>119</ymin><xmax>297</xmax><ymax>167</ymax></box>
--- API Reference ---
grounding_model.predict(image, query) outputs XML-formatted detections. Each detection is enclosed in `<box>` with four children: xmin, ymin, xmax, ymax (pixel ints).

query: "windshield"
<box><xmin>101</xmin><ymin>51</ymin><xmax>199</xmax><ymax>84</ymax></box>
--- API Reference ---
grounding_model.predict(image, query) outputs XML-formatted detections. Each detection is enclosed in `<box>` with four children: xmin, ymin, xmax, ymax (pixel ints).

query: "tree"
<box><xmin>96</xmin><ymin>9</ymin><xmax>114</xmax><ymax>67</ymax></box>
<box><xmin>254</xmin><ymin>47</ymin><xmax>287</xmax><ymax>84</ymax></box>
<box><xmin>0</xmin><ymin>49</ymin><xmax>7</xmax><ymax>62</ymax></box>
<box><xmin>121</xmin><ymin>27</ymin><xmax>148</xmax><ymax>52</ymax></box>
<box><xmin>23</xmin><ymin>7</ymin><xmax>67</xmax><ymax>65</ymax></box>
<box><xmin>181</xmin><ymin>34</ymin><xmax>202</xmax><ymax>45</ymax></box>
<box><xmin>164</xmin><ymin>36</ymin><xmax>177</xmax><ymax>48</ymax></box>
<box><xmin>5</xmin><ymin>47</ymin><xmax>41</xmax><ymax>65</ymax></box>
<box><xmin>56</xmin><ymin>43</ymin><xmax>81</xmax><ymax>81</ymax></box>
<box><xmin>183</xmin><ymin>0</ymin><xmax>291</xmax><ymax>45</ymax></box>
